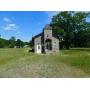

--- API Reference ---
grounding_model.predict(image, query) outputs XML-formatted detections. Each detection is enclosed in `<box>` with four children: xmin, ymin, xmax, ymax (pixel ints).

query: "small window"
<box><xmin>54</xmin><ymin>42</ymin><xmax>56</xmax><ymax>47</ymax></box>
<box><xmin>54</xmin><ymin>42</ymin><xmax>56</xmax><ymax>44</ymax></box>
<box><xmin>38</xmin><ymin>46</ymin><xmax>40</xmax><ymax>49</ymax></box>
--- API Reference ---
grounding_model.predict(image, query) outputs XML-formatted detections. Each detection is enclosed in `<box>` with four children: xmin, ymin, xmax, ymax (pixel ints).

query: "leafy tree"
<box><xmin>0</xmin><ymin>34</ymin><xmax>1</xmax><ymax>38</ymax></box>
<box><xmin>51</xmin><ymin>11</ymin><xmax>90</xmax><ymax>49</ymax></box>
<box><xmin>0</xmin><ymin>35</ymin><xmax>26</xmax><ymax>48</ymax></box>
<box><xmin>8</xmin><ymin>36</ymin><xmax>16</xmax><ymax>48</ymax></box>
<box><xmin>73</xmin><ymin>28</ymin><xmax>90</xmax><ymax>47</ymax></box>
<box><xmin>28</xmin><ymin>40</ymin><xmax>33</xmax><ymax>48</ymax></box>
<box><xmin>0</xmin><ymin>38</ymin><xmax>6</xmax><ymax>48</ymax></box>
<box><xmin>16</xmin><ymin>39</ymin><xmax>24</xmax><ymax>48</ymax></box>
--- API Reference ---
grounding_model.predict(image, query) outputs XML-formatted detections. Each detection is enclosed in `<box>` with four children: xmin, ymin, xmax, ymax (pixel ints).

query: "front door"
<box><xmin>36</xmin><ymin>44</ymin><xmax>41</xmax><ymax>53</ymax></box>
<box><xmin>45</xmin><ymin>39</ymin><xmax>52</xmax><ymax>50</ymax></box>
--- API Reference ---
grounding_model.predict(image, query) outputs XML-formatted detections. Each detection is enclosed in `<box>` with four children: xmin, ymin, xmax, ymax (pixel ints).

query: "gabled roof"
<box><xmin>32</xmin><ymin>33</ymin><xmax>42</xmax><ymax>39</ymax></box>
<box><xmin>32</xmin><ymin>24</ymin><xmax>63</xmax><ymax>40</ymax></box>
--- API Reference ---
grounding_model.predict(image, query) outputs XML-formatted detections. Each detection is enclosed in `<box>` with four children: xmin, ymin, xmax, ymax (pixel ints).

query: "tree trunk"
<box><xmin>65</xmin><ymin>30</ymin><xmax>70</xmax><ymax>50</ymax></box>
<box><xmin>66</xmin><ymin>42</ymin><xmax>69</xmax><ymax>49</ymax></box>
<box><xmin>65</xmin><ymin>38</ymin><xmax>70</xmax><ymax>49</ymax></box>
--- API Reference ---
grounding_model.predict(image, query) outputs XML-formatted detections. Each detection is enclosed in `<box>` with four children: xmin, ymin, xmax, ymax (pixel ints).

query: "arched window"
<box><xmin>45</xmin><ymin>39</ymin><xmax>52</xmax><ymax>50</ymax></box>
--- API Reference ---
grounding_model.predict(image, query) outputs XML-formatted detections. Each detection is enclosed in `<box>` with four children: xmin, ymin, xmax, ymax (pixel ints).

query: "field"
<box><xmin>0</xmin><ymin>48</ymin><xmax>90</xmax><ymax>78</ymax></box>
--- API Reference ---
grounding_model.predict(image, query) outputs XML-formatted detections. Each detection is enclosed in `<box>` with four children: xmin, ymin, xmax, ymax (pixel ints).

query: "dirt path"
<box><xmin>0</xmin><ymin>57</ymin><xmax>88</xmax><ymax>78</ymax></box>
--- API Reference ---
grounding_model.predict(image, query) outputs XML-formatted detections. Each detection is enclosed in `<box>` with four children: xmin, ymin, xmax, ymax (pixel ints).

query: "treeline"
<box><xmin>51</xmin><ymin>11</ymin><xmax>90</xmax><ymax>49</ymax></box>
<box><xmin>0</xmin><ymin>36</ymin><xmax>32</xmax><ymax>48</ymax></box>
<box><xmin>1</xmin><ymin>11</ymin><xmax>90</xmax><ymax>49</ymax></box>
<box><xmin>72</xmin><ymin>29</ymin><xmax>90</xmax><ymax>48</ymax></box>
<box><xmin>58</xmin><ymin>28</ymin><xmax>90</xmax><ymax>49</ymax></box>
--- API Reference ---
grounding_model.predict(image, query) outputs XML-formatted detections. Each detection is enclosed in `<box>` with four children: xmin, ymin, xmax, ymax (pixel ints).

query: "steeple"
<box><xmin>44</xmin><ymin>24</ymin><xmax>52</xmax><ymax>30</ymax></box>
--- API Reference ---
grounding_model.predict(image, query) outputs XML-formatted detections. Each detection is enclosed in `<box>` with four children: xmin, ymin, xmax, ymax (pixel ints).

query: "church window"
<box><xmin>54</xmin><ymin>42</ymin><xmax>56</xmax><ymax>44</ymax></box>
<box><xmin>38</xmin><ymin>46</ymin><xmax>40</xmax><ymax>49</ymax></box>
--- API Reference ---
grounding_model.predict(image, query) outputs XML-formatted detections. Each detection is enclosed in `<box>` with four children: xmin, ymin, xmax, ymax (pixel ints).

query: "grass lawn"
<box><xmin>0</xmin><ymin>48</ymin><xmax>90</xmax><ymax>78</ymax></box>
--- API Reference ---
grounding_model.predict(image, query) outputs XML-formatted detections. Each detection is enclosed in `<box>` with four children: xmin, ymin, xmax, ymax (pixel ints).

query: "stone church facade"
<box><xmin>32</xmin><ymin>25</ymin><xmax>60</xmax><ymax>54</ymax></box>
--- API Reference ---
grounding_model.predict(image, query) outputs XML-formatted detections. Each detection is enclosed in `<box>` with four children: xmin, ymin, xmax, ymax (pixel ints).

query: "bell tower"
<box><xmin>43</xmin><ymin>24</ymin><xmax>52</xmax><ymax>40</ymax></box>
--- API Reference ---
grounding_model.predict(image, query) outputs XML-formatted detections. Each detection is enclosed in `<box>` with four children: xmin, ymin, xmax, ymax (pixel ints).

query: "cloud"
<box><xmin>17</xmin><ymin>31</ymin><xmax>21</xmax><ymax>34</ymax></box>
<box><xmin>45</xmin><ymin>11</ymin><xmax>60</xmax><ymax>23</ymax></box>
<box><xmin>46</xmin><ymin>11</ymin><xmax>60</xmax><ymax>18</ymax></box>
<box><xmin>8</xmin><ymin>23</ymin><xmax>16</xmax><ymax>27</ymax></box>
<box><xmin>37</xmin><ymin>22</ymin><xmax>41</xmax><ymax>25</ymax></box>
<box><xmin>4</xmin><ymin>26</ymin><xmax>12</xmax><ymax>31</ymax></box>
<box><xmin>3</xmin><ymin>17</ymin><xmax>11</xmax><ymax>22</ymax></box>
<box><xmin>2</xmin><ymin>17</ymin><xmax>20</xmax><ymax>31</ymax></box>
<box><xmin>4</xmin><ymin>23</ymin><xmax>19</xmax><ymax>31</ymax></box>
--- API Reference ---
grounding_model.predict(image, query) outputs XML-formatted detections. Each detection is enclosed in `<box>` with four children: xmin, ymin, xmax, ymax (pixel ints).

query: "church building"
<box><xmin>32</xmin><ymin>25</ymin><xmax>60</xmax><ymax>54</ymax></box>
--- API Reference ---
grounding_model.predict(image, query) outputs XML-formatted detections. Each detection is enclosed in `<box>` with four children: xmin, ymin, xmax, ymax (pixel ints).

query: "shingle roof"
<box><xmin>32</xmin><ymin>33</ymin><xmax>42</xmax><ymax>39</ymax></box>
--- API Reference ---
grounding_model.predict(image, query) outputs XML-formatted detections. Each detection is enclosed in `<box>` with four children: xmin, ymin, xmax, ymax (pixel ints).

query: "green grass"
<box><xmin>0</xmin><ymin>48</ymin><xmax>90</xmax><ymax>78</ymax></box>
<box><xmin>57</xmin><ymin>49</ymin><xmax>90</xmax><ymax>75</ymax></box>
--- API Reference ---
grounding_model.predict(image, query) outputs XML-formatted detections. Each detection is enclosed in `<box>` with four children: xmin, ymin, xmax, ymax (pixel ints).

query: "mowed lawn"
<box><xmin>0</xmin><ymin>48</ymin><xmax>90</xmax><ymax>78</ymax></box>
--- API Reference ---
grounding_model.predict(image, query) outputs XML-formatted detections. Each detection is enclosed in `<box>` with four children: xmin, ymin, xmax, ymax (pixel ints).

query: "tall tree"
<box><xmin>0</xmin><ymin>38</ymin><xmax>6</xmax><ymax>48</ymax></box>
<box><xmin>9</xmin><ymin>36</ymin><xmax>16</xmax><ymax>48</ymax></box>
<box><xmin>51</xmin><ymin>11</ymin><xmax>90</xmax><ymax>49</ymax></box>
<box><xmin>16</xmin><ymin>39</ymin><xmax>24</xmax><ymax>48</ymax></box>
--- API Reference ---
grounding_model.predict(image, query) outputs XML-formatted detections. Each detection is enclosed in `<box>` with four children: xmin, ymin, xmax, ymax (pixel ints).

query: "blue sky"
<box><xmin>0</xmin><ymin>11</ymin><xmax>90</xmax><ymax>42</ymax></box>
<box><xmin>0</xmin><ymin>11</ymin><xmax>58</xmax><ymax>41</ymax></box>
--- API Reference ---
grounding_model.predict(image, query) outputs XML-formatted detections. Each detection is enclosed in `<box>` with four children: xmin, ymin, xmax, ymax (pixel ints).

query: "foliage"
<box><xmin>8</xmin><ymin>36</ymin><xmax>16</xmax><ymax>48</ymax></box>
<box><xmin>0</xmin><ymin>38</ymin><xmax>6</xmax><ymax>48</ymax></box>
<box><xmin>73</xmin><ymin>29</ymin><xmax>90</xmax><ymax>47</ymax></box>
<box><xmin>0</xmin><ymin>36</ymin><xmax>27</xmax><ymax>48</ymax></box>
<box><xmin>51</xmin><ymin>11</ymin><xmax>90</xmax><ymax>49</ymax></box>
<box><xmin>16</xmin><ymin>39</ymin><xmax>24</xmax><ymax>48</ymax></box>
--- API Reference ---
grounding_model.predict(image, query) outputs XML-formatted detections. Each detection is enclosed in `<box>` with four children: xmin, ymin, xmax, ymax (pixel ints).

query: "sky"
<box><xmin>0</xmin><ymin>11</ymin><xmax>59</xmax><ymax>42</ymax></box>
<box><xmin>0</xmin><ymin>11</ymin><xmax>90</xmax><ymax>42</ymax></box>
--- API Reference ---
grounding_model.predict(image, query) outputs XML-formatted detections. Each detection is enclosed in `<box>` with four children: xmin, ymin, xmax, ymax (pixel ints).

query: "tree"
<box><xmin>28</xmin><ymin>40</ymin><xmax>33</xmax><ymax>48</ymax></box>
<box><xmin>0</xmin><ymin>38</ymin><xmax>9</xmax><ymax>48</ymax></box>
<box><xmin>51</xmin><ymin>11</ymin><xmax>90</xmax><ymax>49</ymax></box>
<box><xmin>9</xmin><ymin>36</ymin><xmax>16</xmax><ymax>48</ymax></box>
<box><xmin>73</xmin><ymin>28</ymin><xmax>90</xmax><ymax>47</ymax></box>
<box><xmin>0</xmin><ymin>38</ymin><xmax>6</xmax><ymax>48</ymax></box>
<box><xmin>0</xmin><ymin>34</ymin><xmax>1</xmax><ymax>38</ymax></box>
<box><xmin>16</xmin><ymin>39</ymin><xmax>24</xmax><ymax>48</ymax></box>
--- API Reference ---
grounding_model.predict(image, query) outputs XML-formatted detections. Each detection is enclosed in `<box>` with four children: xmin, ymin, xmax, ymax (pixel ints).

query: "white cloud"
<box><xmin>17</xmin><ymin>31</ymin><xmax>21</xmax><ymax>34</ymax></box>
<box><xmin>4</xmin><ymin>23</ymin><xmax>19</xmax><ymax>31</ymax></box>
<box><xmin>3</xmin><ymin>17</ymin><xmax>20</xmax><ymax>31</ymax></box>
<box><xmin>45</xmin><ymin>11</ymin><xmax>60</xmax><ymax>23</ymax></box>
<box><xmin>3</xmin><ymin>17</ymin><xmax>11</xmax><ymax>22</ymax></box>
<box><xmin>8</xmin><ymin>23</ymin><xmax>16</xmax><ymax>27</ymax></box>
<box><xmin>46</xmin><ymin>11</ymin><xmax>60</xmax><ymax>18</ymax></box>
<box><xmin>37</xmin><ymin>22</ymin><xmax>41</xmax><ymax>25</ymax></box>
<box><xmin>4</xmin><ymin>26</ymin><xmax>12</xmax><ymax>31</ymax></box>
<box><xmin>2</xmin><ymin>17</ymin><xmax>21</xmax><ymax>35</ymax></box>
